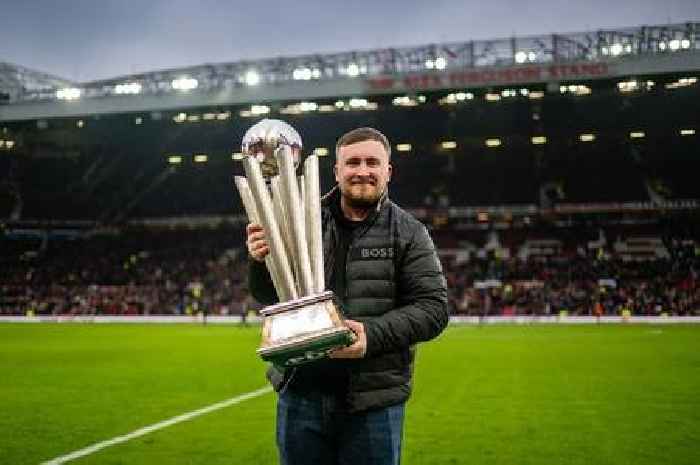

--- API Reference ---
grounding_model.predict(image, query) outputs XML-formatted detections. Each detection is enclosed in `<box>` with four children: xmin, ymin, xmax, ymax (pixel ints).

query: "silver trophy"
<box><xmin>235</xmin><ymin>119</ymin><xmax>354</xmax><ymax>367</ymax></box>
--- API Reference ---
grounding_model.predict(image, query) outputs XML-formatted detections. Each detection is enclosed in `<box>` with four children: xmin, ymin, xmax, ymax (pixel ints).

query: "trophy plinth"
<box><xmin>258</xmin><ymin>291</ymin><xmax>355</xmax><ymax>367</ymax></box>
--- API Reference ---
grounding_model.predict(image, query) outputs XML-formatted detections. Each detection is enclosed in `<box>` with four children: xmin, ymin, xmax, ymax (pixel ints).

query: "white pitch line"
<box><xmin>41</xmin><ymin>385</ymin><xmax>273</xmax><ymax>465</ymax></box>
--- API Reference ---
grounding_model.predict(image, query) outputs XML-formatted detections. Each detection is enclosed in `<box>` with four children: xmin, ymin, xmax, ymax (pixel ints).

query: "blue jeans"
<box><xmin>276</xmin><ymin>389</ymin><xmax>405</xmax><ymax>465</ymax></box>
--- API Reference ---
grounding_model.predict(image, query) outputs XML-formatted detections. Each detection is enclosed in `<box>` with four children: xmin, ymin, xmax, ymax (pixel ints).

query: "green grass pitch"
<box><xmin>1</xmin><ymin>323</ymin><xmax>698</xmax><ymax>465</ymax></box>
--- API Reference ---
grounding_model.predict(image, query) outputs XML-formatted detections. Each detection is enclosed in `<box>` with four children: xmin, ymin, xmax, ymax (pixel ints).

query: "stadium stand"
<box><xmin>0</xmin><ymin>226</ymin><xmax>252</xmax><ymax>316</ymax></box>
<box><xmin>1</xmin><ymin>76</ymin><xmax>699</xmax><ymax>221</ymax></box>
<box><xmin>1</xmin><ymin>217</ymin><xmax>698</xmax><ymax>317</ymax></box>
<box><xmin>1</xmin><ymin>23</ymin><xmax>699</xmax><ymax>317</ymax></box>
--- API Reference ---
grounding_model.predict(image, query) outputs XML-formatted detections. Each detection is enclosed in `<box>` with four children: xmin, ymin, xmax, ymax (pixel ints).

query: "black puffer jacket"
<box><xmin>249</xmin><ymin>187</ymin><xmax>449</xmax><ymax>412</ymax></box>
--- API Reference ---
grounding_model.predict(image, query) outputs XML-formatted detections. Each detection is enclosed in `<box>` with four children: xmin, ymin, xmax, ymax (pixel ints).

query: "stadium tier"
<box><xmin>0</xmin><ymin>76</ymin><xmax>699</xmax><ymax>221</ymax></box>
<box><xmin>1</xmin><ymin>217</ymin><xmax>698</xmax><ymax>317</ymax></box>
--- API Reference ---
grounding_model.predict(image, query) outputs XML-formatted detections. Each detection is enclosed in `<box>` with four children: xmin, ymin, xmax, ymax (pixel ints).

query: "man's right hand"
<box><xmin>246</xmin><ymin>223</ymin><xmax>270</xmax><ymax>262</ymax></box>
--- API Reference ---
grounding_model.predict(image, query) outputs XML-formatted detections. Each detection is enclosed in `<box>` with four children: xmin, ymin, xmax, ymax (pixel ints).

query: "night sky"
<box><xmin>1</xmin><ymin>0</ymin><xmax>698</xmax><ymax>82</ymax></box>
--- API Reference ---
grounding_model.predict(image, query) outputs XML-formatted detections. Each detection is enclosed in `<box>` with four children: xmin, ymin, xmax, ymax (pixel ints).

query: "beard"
<box><xmin>342</xmin><ymin>182</ymin><xmax>384</xmax><ymax>209</ymax></box>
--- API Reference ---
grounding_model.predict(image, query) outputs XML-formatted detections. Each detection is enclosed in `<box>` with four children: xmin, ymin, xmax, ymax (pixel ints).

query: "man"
<box><xmin>246</xmin><ymin>127</ymin><xmax>448</xmax><ymax>465</ymax></box>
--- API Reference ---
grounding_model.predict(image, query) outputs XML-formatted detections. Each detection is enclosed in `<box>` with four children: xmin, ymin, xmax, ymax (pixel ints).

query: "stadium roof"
<box><xmin>0</xmin><ymin>62</ymin><xmax>74</xmax><ymax>103</ymax></box>
<box><xmin>1</xmin><ymin>22</ymin><xmax>699</xmax><ymax>121</ymax></box>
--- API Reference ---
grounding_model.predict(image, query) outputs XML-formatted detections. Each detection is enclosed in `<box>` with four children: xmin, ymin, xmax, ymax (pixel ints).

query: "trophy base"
<box><xmin>257</xmin><ymin>291</ymin><xmax>355</xmax><ymax>367</ymax></box>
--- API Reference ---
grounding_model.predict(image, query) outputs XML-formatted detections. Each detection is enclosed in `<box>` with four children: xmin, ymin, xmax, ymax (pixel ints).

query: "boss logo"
<box><xmin>360</xmin><ymin>247</ymin><xmax>394</xmax><ymax>259</ymax></box>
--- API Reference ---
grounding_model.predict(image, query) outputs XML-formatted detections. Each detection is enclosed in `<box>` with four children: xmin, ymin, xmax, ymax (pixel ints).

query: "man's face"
<box><xmin>335</xmin><ymin>140</ymin><xmax>392</xmax><ymax>209</ymax></box>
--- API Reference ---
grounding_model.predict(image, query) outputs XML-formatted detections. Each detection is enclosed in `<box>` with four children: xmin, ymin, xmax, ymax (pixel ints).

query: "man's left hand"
<box><xmin>329</xmin><ymin>319</ymin><xmax>366</xmax><ymax>359</ymax></box>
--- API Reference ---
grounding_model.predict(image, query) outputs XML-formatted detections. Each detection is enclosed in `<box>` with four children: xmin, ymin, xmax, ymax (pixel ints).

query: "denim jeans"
<box><xmin>276</xmin><ymin>389</ymin><xmax>405</xmax><ymax>465</ymax></box>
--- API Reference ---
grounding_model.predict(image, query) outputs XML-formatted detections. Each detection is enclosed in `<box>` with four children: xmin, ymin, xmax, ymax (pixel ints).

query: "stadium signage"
<box><xmin>367</xmin><ymin>62</ymin><xmax>611</xmax><ymax>91</ymax></box>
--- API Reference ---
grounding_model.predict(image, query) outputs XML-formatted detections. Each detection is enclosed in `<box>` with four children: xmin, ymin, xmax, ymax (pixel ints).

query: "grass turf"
<box><xmin>0</xmin><ymin>323</ymin><xmax>698</xmax><ymax>465</ymax></box>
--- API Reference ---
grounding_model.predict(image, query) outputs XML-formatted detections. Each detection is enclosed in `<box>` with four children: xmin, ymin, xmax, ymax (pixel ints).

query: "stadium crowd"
<box><xmin>0</xmin><ymin>227</ymin><xmax>256</xmax><ymax>317</ymax></box>
<box><xmin>1</xmin><ymin>222</ymin><xmax>698</xmax><ymax>318</ymax></box>
<box><xmin>443</xmin><ymin>250</ymin><xmax>699</xmax><ymax>317</ymax></box>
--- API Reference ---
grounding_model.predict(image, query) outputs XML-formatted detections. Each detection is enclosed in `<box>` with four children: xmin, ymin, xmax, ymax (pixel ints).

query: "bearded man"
<box><xmin>247</xmin><ymin>127</ymin><xmax>448</xmax><ymax>465</ymax></box>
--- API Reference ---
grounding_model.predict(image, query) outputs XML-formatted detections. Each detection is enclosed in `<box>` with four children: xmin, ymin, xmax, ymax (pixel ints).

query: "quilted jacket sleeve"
<box><xmin>363</xmin><ymin>223</ymin><xmax>449</xmax><ymax>357</ymax></box>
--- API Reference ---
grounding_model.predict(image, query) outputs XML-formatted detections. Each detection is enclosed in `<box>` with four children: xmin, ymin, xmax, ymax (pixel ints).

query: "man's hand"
<box><xmin>329</xmin><ymin>319</ymin><xmax>367</xmax><ymax>359</ymax></box>
<box><xmin>246</xmin><ymin>223</ymin><xmax>269</xmax><ymax>263</ymax></box>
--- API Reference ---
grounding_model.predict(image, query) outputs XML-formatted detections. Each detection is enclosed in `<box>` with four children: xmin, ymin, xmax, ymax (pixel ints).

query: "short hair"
<box><xmin>335</xmin><ymin>127</ymin><xmax>391</xmax><ymax>160</ymax></box>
